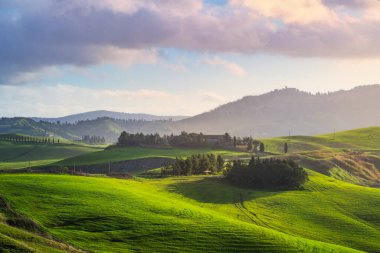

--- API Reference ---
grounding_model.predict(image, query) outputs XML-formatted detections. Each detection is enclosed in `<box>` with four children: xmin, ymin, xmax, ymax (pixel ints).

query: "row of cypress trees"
<box><xmin>0</xmin><ymin>135</ymin><xmax>59</xmax><ymax>144</ymax></box>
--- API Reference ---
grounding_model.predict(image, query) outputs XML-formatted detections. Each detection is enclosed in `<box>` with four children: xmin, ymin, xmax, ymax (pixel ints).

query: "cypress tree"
<box><xmin>259</xmin><ymin>142</ymin><xmax>265</xmax><ymax>152</ymax></box>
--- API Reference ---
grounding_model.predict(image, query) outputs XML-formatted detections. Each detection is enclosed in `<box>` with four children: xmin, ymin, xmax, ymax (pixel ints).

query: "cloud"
<box><xmin>201</xmin><ymin>57</ymin><xmax>246</xmax><ymax>76</ymax></box>
<box><xmin>2</xmin><ymin>0</ymin><xmax>380</xmax><ymax>82</ymax></box>
<box><xmin>95</xmin><ymin>47</ymin><xmax>158</xmax><ymax>69</ymax></box>
<box><xmin>200</xmin><ymin>92</ymin><xmax>228</xmax><ymax>103</ymax></box>
<box><xmin>0</xmin><ymin>84</ymin><xmax>226</xmax><ymax>117</ymax></box>
<box><xmin>230</xmin><ymin>0</ymin><xmax>337</xmax><ymax>25</ymax></box>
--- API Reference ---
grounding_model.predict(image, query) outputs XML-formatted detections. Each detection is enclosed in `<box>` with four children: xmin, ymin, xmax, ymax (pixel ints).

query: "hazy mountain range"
<box><xmin>32</xmin><ymin>110</ymin><xmax>188</xmax><ymax>123</ymax></box>
<box><xmin>1</xmin><ymin>85</ymin><xmax>380</xmax><ymax>141</ymax></box>
<box><xmin>174</xmin><ymin>85</ymin><xmax>380</xmax><ymax>137</ymax></box>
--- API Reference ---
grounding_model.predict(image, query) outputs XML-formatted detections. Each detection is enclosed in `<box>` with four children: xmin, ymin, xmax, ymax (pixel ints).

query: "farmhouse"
<box><xmin>204</xmin><ymin>135</ymin><xmax>225</xmax><ymax>144</ymax></box>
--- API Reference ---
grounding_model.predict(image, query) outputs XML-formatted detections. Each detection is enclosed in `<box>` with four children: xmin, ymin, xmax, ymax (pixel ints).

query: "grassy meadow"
<box><xmin>263</xmin><ymin>127</ymin><xmax>380</xmax><ymax>154</ymax></box>
<box><xmin>57</xmin><ymin>146</ymin><xmax>250</xmax><ymax>166</ymax></box>
<box><xmin>262</xmin><ymin>127</ymin><xmax>380</xmax><ymax>186</ymax></box>
<box><xmin>0</xmin><ymin>172</ymin><xmax>379</xmax><ymax>252</ymax></box>
<box><xmin>0</xmin><ymin>127</ymin><xmax>380</xmax><ymax>252</ymax></box>
<box><xmin>0</xmin><ymin>141</ymin><xmax>100</xmax><ymax>170</ymax></box>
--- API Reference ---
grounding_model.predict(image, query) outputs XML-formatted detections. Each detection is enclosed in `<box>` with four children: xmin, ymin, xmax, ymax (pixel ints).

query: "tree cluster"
<box><xmin>0</xmin><ymin>134</ymin><xmax>59</xmax><ymax>144</ymax></box>
<box><xmin>117</xmin><ymin>131</ymin><xmax>264</xmax><ymax>150</ymax></box>
<box><xmin>161</xmin><ymin>154</ymin><xmax>225</xmax><ymax>176</ymax></box>
<box><xmin>82</xmin><ymin>135</ymin><xmax>106</xmax><ymax>145</ymax></box>
<box><xmin>117</xmin><ymin>131</ymin><xmax>226</xmax><ymax>148</ymax></box>
<box><xmin>170</xmin><ymin>132</ymin><xmax>234</xmax><ymax>148</ymax></box>
<box><xmin>226</xmin><ymin>157</ymin><xmax>308</xmax><ymax>189</ymax></box>
<box><xmin>117</xmin><ymin>131</ymin><xmax>166</xmax><ymax>146</ymax></box>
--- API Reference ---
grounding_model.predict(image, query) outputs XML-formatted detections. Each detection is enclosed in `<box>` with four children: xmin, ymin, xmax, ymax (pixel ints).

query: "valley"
<box><xmin>0</xmin><ymin>127</ymin><xmax>380</xmax><ymax>252</ymax></box>
<box><xmin>3</xmin><ymin>2</ymin><xmax>380</xmax><ymax>252</ymax></box>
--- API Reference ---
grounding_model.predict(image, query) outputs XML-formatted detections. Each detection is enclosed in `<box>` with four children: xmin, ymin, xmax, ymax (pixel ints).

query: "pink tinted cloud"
<box><xmin>201</xmin><ymin>57</ymin><xmax>246</xmax><ymax>76</ymax></box>
<box><xmin>2</xmin><ymin>0</ymin><xmax>380</xmax><ymax>83</ymax></box>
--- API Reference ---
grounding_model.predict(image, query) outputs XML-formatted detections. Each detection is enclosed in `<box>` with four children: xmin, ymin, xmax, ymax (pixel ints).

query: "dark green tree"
<box><xmin>217</xmin><ymin>155</ymin><xmax>224</xmax><ymax>172</ymax></box>
<box><xmin>259</xmin><ymin>142</ymin><xmax>265</xmax><ymax>152</ymax></box>
<box><xmin>208</xmin><ymin>153</ymin><xmax>217</xmax><ymax>172</ymax></box>
<box><xmin>184</xmin><ymin>158</ymin><xmax>193</xmax><ymax>175</ymax></box>
<box><xmin>224</xmin><ymin>132</ymin><xmax>232</xmax><ymax>144</ymax></box>
<box><xmin>247</xmin><ymin>139</ymin><xmax>253</xmax><ymax>151</ymax></box>
<box><xmin>172</xmin><ymin>158</ymin><xmax>182</xmax><ymax>176</ymax></box>
<box><xmin>200</xmin><ymin>155</ymin><xmax>211</xmax><ymax>173</ymax></box>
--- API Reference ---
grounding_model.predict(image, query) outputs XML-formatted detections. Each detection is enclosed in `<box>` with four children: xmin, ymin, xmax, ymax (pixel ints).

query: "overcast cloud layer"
<box><xmin>1</xmin><ymin>0</ymin><xmax>380</xmax><ymax>83</ymax></box>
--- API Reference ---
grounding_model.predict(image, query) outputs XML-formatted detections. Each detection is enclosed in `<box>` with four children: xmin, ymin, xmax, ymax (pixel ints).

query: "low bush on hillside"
<box><xmin>225</xmin><ymin>157</ymin><xmax>308</xmax><ymax>189</ymax></box>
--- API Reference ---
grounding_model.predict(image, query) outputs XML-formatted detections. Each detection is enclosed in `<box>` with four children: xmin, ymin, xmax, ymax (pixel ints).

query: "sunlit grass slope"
<box><xmin>0</xmin><ymin>222</ymin><xmax>82</xmax><ymax>253</ymax></box>
<box><xmin>319</xmin><ymin>127</ymin><xmax>380</xmax><ymax>150</ymax></box>
<box><xmin>0</xmin><ymin>172</ymin><xmax>379</xmax><ymax>252</ymax></box>
<box><xmin>0</xmin><ymin>141</ymin><xmax>99</xmax><ymax>170</ymax></box>
<box><xmin>58</xmin><ymin>146</ymin><xmax>249</xmax><ymax>166</ymax></box>
<box><xmin>261</xmin><ymin>127</ymin><xmax>380</xmax><ymax>185</ymax></box>
<box><xmin>160</xmin><ymin>171</ymin><xmax>380</xmax><ymax>252</ymax></box>
<box><xmin>263</xmin><ymin>127</ymin><xmax>380</xmax><ymax>154</ymax></box>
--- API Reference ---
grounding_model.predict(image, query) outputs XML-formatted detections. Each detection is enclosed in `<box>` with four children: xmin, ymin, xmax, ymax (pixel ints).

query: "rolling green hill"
<box><xmin>320</xmin><ymin>127</ymin><xmax>380</xmax><ymax>150</ymax></box>
<box><xmin>0</xmin><ymin>117</ymin><xmax>173</xmax><ymax>142</ymax></box>
<box><xmin>0</xmin><ymin>222</ymin><xmax>82</xmax><ymax>252</ymax></box>
<box><xmin>262</xmin><ymin>127</ymin><xmax>380</xmax><ymax>186</ymax></box>
<box><xmin>0</xmin><ymin>140</ymin><xmax>100</xmax><ymax>170</ymax></box>
<box><xmin>2</xmin><ymin>127</ymin><xmax>380</xmax><ymax>183</ymax></box>
<box><xmin>0</xmin><ymin>134</ymin><xmax>248</xmax><ymax>172</ymax></box>
<box><xmin>58</xmin><ymin>146</ymin><xmax>249</xmax><ymax>166</ymax></box>
<box><xmin>263</xmin><ymin>127</ymin><xmax>380</xmax><ymax>154</ymax></box>
<box><xmin>1</xmin><ymin>127</ymin><xmax>380</xmax><ymax>252</ymax></box>
<box><xmin>0</xmin><ymin>118</ymin><xmax>50</xmax><ymax>137</ymax></box>
<box><xmin>0</xmin><ymin>172</ymin><xmax>379</xmax><ymax>252</ymax></box>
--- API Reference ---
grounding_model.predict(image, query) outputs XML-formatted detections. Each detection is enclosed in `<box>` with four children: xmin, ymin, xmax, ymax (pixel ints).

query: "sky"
<box><xmin>1</xmin><ymin>0</ymin><xmax>380</xmax><ymax>117</ymax></box>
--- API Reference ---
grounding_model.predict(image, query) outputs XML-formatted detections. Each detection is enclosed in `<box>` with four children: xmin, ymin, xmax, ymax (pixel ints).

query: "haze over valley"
<box><xmin>3</xmin><ymin>85</ymin><xmax>380</xmax><ymax>142</ymax></box>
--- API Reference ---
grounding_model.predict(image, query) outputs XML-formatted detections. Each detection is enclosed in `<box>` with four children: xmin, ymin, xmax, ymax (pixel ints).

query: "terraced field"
<box><xmin>1</xmin><ymin>172</ymin><xmax>379</xmax><ymax>252</ymax></box>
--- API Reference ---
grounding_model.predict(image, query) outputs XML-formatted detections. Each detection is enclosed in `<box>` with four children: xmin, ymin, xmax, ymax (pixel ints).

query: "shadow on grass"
<box><xmin>166</xmin><ymin>177</ymin><xmax>282</xmax><ymax>204</ymax></box>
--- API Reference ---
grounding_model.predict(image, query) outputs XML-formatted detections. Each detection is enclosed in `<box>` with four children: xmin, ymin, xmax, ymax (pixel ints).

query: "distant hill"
<box><xmin>0</xmin><ymin>117</ymin><xmax>52</xmax><ymax>137</ymax></box>
<box><xmin>174</xmin><ymin>85</ymin><xmax>380</xmax><ymax>137</ymax></box>
<box><xmin>2</xmin><ymin>85</ymin><xmax>380</xmax><ymax>140</ymax></box>
<box><xmin>32</xmin><ymin>110</ymin><xmax>188</xmax><ymax>123</ymax></box>
<box><xmin>0</xmin><ymin>117</ymin><xmax>175</xmax><ymax>142</ymax></box>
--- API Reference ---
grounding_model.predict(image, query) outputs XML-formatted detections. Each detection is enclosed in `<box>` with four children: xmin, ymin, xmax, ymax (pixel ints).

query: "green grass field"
<box><xmin>0</xmin><ymin>141</ymin><xmax>100</xmax><ymax>170</ymax></box>
<box><xmin>1</xmin><ymin>127</ymin><xmax>380</xmax><ymax>252</ymax></box>
<box><xmin>57</xmin><ymin>146</ymin><xmax>249</xmax><ymax>166</ymax></box>
<box><xmin>0</xmin><ymin>222</ymin><xmax>82</xmax><ymax>252</ymax></box>
<box><xmin>261</xmin><ymin>127</ymin><xmax>380</xmax><ymax>186</ymax></box>
<box><xmin>0</xmin><ymin>171</ymin><xmax>379</xmax><ymax>252</ymax></box>
<box><xmin>263</xmin><ymin>127</ymin><xmax>380</xmax><ymax>154</ymax></box>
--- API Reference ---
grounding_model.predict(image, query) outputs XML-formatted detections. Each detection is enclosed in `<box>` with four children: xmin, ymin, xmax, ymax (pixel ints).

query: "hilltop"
<box><xmin>175</xmin><ymin>85</ymin><xmax>380</xmax><ymax>137</ymax></box>
<box><xmin>32</xmin><ymin>110</ymin><xmax>188</xmax><ymax>124</ymax></box>
<box><xmin>3</xmin><ymin>85</ymin><xmax>380</xmax><ymax>141</ymax></box>
<box><xmin>263</xmin><ymin>127</ymin><xmax>380</xmax><ymax>186</ymax></box>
